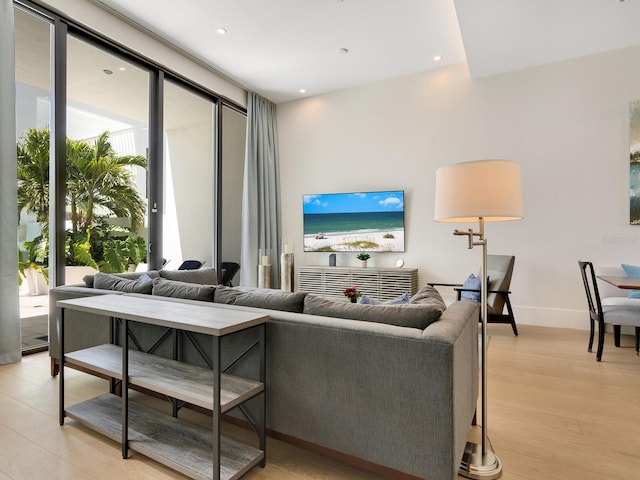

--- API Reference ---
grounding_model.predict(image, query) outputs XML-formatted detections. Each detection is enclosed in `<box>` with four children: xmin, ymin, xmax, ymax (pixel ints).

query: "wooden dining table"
<box><xmin>597</xmin><ymin>275</ymin><xmax>640</xmax><ymax>290</ymax></box>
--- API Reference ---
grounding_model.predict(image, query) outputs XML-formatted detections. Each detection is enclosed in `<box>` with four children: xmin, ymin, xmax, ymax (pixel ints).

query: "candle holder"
<box><xmin>258</xmin><ymin>249</ymin><xmax>271</xmax><ymax>289</ymax></box>
<box><xmin>281</xmin><ymin>239</ymin><xmax>294</xmax><ymax>292</ymax></box>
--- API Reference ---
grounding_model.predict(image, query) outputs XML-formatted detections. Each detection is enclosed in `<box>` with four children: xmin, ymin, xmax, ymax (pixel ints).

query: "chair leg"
<box><xmin>504</xmin><ymin>296</ymin><xmax>518</xmax><ymax>336</ymax></box>
<box><xmin>636</xmin><ymin>327</ymin><xmax>640</xmax><ymax>355</ymax></box>
<box><xmin>614</xmin><ymin>325</ymin><xmax>621</xmax><ymax>348</ymax></box>
<box><xmin>596</xmin><ymin>321</ymin><xmax>605</xmax><ymax>361</ymax></box>
<box><xmin>588</xmin><ymin>317</ymin><xmax>595</xmax><ymax>352</ymax></box>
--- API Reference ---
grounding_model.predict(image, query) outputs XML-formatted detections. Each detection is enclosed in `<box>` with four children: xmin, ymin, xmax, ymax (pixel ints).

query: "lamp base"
<box><xmin>459</xmin><ymin>441</ymin><xmax>503</xmax><ymax>479</ymax></box>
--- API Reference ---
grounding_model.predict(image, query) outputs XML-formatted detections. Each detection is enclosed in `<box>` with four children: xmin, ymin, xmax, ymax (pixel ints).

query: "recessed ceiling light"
<box><xmin>299</xmin><ymin>89</ymin><xmax>306</xmax><ymax>94</ymax></box>
<box><xmin>118</xmin><ymin>66</ymin><xmax>127</xmax><ymax>72</ymax></box>
<box><xmin>338</xmin><ymin>48</ymin><xmax>349</xmax><ymax>55</ymax></box>
<box><xmin>433</xmin><ymin>55</ymin><xmax>442</xmax><ymax>62</ymax></box>
<box><xmin>216</xmin><ymin>28</ymin><xmax>227</xmax><ymax>35</ymax></box>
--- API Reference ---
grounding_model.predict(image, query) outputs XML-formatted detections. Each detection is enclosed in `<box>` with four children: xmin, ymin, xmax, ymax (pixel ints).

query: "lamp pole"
<box><xmin>455</xmin><ymin>217</ymin><xmax>502</xmax><ymax>479</ymax></box>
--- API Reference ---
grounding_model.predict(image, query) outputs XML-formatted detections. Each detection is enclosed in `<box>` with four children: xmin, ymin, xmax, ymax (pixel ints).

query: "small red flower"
<box><xmin>343</xmin><ymin>285</ymin><xmax>362</xmax><ymax>300</ymax></box>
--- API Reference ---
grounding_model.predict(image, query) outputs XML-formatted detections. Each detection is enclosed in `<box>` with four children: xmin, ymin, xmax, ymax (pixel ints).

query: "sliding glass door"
<box><xmin>162</xmin><ymin>80</ymin><xmax>215</xmax><ymax>269</ymax></box>
<box><xmin>15</xmin><ymin>6</ymin><xmax>52</xmax><ymax>352</ymax></box>
<box><xmin>66</xmin><ymin>35</ymin><xmax>149</xmax><ymax>280</ymax></box>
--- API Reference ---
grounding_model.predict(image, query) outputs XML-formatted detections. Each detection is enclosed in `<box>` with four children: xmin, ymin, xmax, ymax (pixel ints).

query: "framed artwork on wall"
<box><xmin>630</xmin><ymin>99</ymin><xmax>640</xmax><ymax>224</ymax></box>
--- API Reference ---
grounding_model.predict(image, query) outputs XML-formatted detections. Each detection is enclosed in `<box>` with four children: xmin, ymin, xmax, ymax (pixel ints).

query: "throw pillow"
<box><xmin>159</xmin><ymin>267</ymin><xmax>217</xmax><ymax>285</ymax></box>
<box><xmin>359</xmin><ymin>293</ymin><xmax>409</xmax><ymax>305</ymax></box>
<box><xmin>621</xmin><ymin>264</ymin><xmax>640</xmax><ymax>299</ymax></box>
<box><xmin>409</xmin><ymin>285</ymin><xmax>447</xmax><ymax>312</ymax></box>
<box><xmin>460</xmin><ymin>273</ymin><xmax>481</xmax><ymax>302</ymax></box>
<box><xmin>92</xmin><ymin>272</ymin><xmax>154</xmax><ymax>294</ymax></box>
<box><xmin>213</xmin><ymin>285</ymin><xmax>307</xmax><ymax>313</ymax></box>
<box><xmin>83</xmin><ymin>270</ymin><xmax>159</xmax><ymax>287</ymax></box>
<box><xmin>151</xmin><ymin>277</ymin><xmax>216</xmax><ymax>301</ymax></box>
<box><xmin>358</xmin><ymin>295</ymin><xmax>381</xmax><ymax>305</ymax></box>
<box><xmin>383</xmin><ymin>292</ymin><xmax>409</xmax><ymax>305</ymax></box>
<box><xmin>303</xmin><ymin>295</ymin><xmax>443</xmax><ymax>330</ymax></box>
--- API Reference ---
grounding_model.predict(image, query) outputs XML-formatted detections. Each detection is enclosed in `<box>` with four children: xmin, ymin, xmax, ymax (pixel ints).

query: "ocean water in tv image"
<box><xmin>304</xmin><ymin>211</ymin><xmax>404</xmax><ymax>235</ymax></box>
<box><xmin>303</xmin><ymin>211</ymin><xmax>405</xmax><ymax>252</ymax></box>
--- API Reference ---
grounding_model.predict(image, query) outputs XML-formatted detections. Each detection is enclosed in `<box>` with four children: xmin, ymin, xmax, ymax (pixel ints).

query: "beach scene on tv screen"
<box><xmin>303</xmin><ymin>191</ymin><xmax>405</xmax><ymax>252</ymax></box>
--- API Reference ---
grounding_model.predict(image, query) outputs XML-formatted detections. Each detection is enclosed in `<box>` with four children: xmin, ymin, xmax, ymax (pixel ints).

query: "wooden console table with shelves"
<box><xmin>297</xmin><ymin>265</ymin><xmax>418</xmax><ymax>301</ymax></box>
<box><xmin>57</xmin><ymin>294</ymin><xmax>268</xmax><ymax>480</ymax></box>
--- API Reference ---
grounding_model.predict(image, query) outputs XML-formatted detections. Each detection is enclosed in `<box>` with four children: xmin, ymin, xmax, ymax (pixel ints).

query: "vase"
<box><xmin>360</xmin><ymin>260</ymin><xmax>367</xmax><ymax>268</ymax></box>
<box><xmin>349</xmin><ymin>297</ymin><xmax>357</xmax><ymax>303</ymax></box>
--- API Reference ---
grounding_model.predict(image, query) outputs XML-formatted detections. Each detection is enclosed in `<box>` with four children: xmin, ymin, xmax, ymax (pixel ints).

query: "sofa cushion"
<box><xmin>92</xmin><ymin>272</ymin><xmax>154</xmax><ymax>294</ymax></box>
<box><xmin>151</xmin><ymin>277</ymin><xmax>216</xmax><ymax>302</ymax></box>
<box><xmin>214</xmin><ymin>285</ymin><xmax>307</xmax><ymax>313</ymax></box>
<box><xmin>83</xmin><ymin>270</ymin><xmax>159</xmax><ymax>288</ymax></box>
<box><xmin>303</xmin><ymin>294</ymin><xmax>443</xmax><ymax>329</ymax></box>
<box><xmin>158</xmin><ymin>267</ymin><xmax>217</xmax><ymax>285</ymax></box>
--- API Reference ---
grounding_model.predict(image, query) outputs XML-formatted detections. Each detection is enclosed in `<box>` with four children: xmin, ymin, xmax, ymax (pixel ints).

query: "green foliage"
<box><xmin>313</xmin><ymin>246</ymin><xmax>335</xmax><ymax>252</ymax></box>
<box><xmin>17</xmin><ymin>128</ymin><xmax>50</xmax><ymax>225</ymax></box>
<box><xmin>18</xmin><ymin>237</ymin><xmax>49</xmax><ymax>285</ymax></box>
<box><xmin>356</xmin><ymin>252</ymin><xmax>371</xmax><ymax>261</ymax></box>
<box><xmin>382</xmin><ymin>233</ymin><xmax>395</xmax><ymax>239</ymax></box>
<box><xmin>99</xmin><ymin>236</ymin><xmax>147</xmax><ymax>273</ymax></box>
<box><xmin>345</xmin><ymin>241</ymin><xmax>377</xmax><ymax>250</ymax></box>
<box><xmin>17</xmin><ymin>128</ymin><xmax>148</xmax><ymax>275</ymax></box>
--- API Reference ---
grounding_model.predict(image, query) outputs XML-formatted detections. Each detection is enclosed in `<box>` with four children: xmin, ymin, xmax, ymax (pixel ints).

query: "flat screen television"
<box><xmin>303</xmin><ymin>190</ymin><xmax>405</xmax><ymax>252</ymax></box>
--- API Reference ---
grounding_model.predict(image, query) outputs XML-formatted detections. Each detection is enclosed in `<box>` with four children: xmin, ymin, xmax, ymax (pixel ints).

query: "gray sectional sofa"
<box><xmin>48</xmin><ymin>268</ymin><xmax>479</xmax><ymax>480</ymax></box>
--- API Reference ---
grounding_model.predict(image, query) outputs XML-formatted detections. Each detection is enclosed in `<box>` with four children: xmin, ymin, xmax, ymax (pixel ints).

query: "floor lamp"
<box><xmin>434</xmin><ymin>159</ymin><xmax>523</xmax><ymax>480</ymax></box>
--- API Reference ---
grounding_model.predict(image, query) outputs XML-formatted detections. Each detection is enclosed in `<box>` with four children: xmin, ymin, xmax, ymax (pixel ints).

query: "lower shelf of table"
<box><xmin>65</xmin><ymin>393</ymin><xmax>264</xmax><ymax>480</ymax></box>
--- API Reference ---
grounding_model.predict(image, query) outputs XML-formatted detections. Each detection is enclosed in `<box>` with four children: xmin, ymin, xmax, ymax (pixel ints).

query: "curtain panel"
<box><xmin>241</xmin><ymin>92</ymin><xmax>281</xmax><ymax>287</ymax></box>
<box><xmin>0</xmin><ymin>0</ymin><xmax>21</xmax><ymax>363</ymax></box>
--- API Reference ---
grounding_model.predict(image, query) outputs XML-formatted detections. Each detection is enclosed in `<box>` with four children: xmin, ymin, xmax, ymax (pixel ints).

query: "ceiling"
<box><xmin>75</xmin><ymin>0</ymin><xmax>640</xmax><ymax>103</ymax></box>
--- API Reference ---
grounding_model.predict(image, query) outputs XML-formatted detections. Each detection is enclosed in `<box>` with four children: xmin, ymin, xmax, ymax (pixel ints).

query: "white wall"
<box><xmin>277</xmin><ymin>45</ymin><xmax>640</xmax><ymax>330</ymax></box>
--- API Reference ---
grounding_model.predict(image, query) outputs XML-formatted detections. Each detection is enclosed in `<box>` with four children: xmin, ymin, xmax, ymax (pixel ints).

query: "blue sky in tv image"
<box><xmin>303</xmin><ymin>190</ymin><xmax>404</xmax><ymax>214</ymax></box>
<box><xmin>302</xmin><ymin>190</ymin><xmax>405</xmax><ymax>253</ymax></box>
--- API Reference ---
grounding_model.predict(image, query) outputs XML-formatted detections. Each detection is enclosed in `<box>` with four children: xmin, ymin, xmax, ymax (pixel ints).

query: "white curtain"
<box><xmin>0</xmin><ymin>0</ymin><xmax>21</xmax><ymax>364</ymax></box>
<box><xmin>240</xmin><ymin>92</ymin><xmax>281</xmax><ymax>287</ymax></box>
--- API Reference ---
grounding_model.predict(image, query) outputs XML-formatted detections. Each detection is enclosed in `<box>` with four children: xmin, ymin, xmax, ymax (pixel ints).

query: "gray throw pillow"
<box><xmin>92</xmin><ymin>272</ymin><xmax>154</xmax><ymax>294</ymax></box>
<box><xmin>159</xmin><ymin>267</ymin><xmax>217</xmax><ymax>285</ymax></box>
<box><xmin>410</xmin><ymin>285</ymin><xmax>447</xmax><ymax>312</ymax></box>
<box><xmin>303</xmin><ymin>295</ymin><xmax>443</xmax><ymax>329</ymax></box>
<box><xmin>83</xmin><ymin>270</ymin><xmax>159</xmax><ymax>287</ymax></box>
<box><xmin>151</xmin><ymin>277</ymin><xmax>216</xmax><ymax>301</ymax></box>
<box><xmin>214</xmin><ymin>285</ymin><xmax>307</xmax><ymax>313</ymax></box>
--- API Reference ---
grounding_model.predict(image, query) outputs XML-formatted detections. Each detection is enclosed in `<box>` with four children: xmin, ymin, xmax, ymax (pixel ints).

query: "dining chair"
<box><xmin>577</xmin><ymin>261</ymin><xmax>640</xmax><ymax>361</ymax></box>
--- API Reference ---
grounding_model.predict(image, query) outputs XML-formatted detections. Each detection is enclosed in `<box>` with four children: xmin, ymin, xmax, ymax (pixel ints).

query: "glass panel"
<box><xmin>162</xmin><ymin>80</ymin><xmax>215</xmax><ymax>270</ymax></box>
<box><xmin>66</xmin><ymin>35</ymin><xmax>149</xmax><ymax>280</ymax></box>
<box><xmin>15</xmin><ymin>6</ymin><xmax>52</xmax><ymax>352</ymax></box>
<box><xmin>220</xmin><ymin>105</ymin><xmax>246</xmax><ymax>286</ymax></box>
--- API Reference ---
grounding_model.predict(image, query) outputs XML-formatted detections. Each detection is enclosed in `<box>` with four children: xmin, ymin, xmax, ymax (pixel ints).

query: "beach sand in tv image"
<box><xmin>303</xmin><ymin>191</ymin><xmax>405</xmax><ymax>252</ymax></box>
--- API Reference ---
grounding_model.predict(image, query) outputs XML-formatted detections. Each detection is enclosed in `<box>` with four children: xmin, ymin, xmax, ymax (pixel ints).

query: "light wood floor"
<box><xmin>0</xmin><ymin>325</ymin><xmax>638</xmax><ymax>480</ymax></box>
